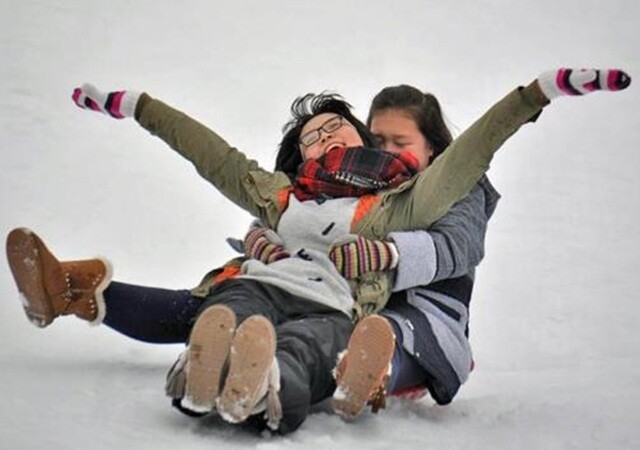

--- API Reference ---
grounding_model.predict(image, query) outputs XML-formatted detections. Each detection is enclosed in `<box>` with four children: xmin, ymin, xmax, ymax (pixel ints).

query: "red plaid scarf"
<box><xmin>293</xmin><ymin>146</ymin><xmax>419</xmax><ymax>202</ymax></box>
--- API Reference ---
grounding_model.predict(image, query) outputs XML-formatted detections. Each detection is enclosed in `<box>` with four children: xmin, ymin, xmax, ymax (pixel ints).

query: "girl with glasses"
<box><xmin>6</xmin><ymin>68</ymin><xmax>630</xmax><ymax>434</ymax></box>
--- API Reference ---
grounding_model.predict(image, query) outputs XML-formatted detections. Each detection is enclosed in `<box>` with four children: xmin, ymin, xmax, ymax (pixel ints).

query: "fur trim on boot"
<box><xmin>6</xmin><ymin>228</ymin><xmax>112</xmax><ymax>327</ymax></box>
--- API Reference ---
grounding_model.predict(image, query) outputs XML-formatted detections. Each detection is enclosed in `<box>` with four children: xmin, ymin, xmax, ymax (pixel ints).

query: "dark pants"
<box><xmin>102</xmin><ymin>279</ymin><xmax>352</xmax><ymax>435</ymax></box>
<box><xmin>102</xmin><ymin>281</ymin><xmax>201</xmax><ymax>343</ymax></box>
<box><xmin>382</xmin><ymin>291</ymin><xmax>468</xmax><ymax>405</ymax></box>
<box><xmin>199</xmin><ymin>279</ymin><xmax>353</xmax><ymax>434</ymax></box>
<box><xmin>387</xmin><ymin>320</ymin><xmax>430</xmax><ymax>393</ymax></box>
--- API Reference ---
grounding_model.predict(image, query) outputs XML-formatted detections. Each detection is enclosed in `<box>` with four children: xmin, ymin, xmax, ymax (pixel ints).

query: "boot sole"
<box><xmin>217</xmin><ymin>315</ymin><xmax>276</xmax><ymax>423</ymax></box>
<box><xmin>6</xmin><ymin>228</ymin><xmax>57</xmax><ymax>327</ymax></box>
<box><xmin>181</xmin><ymin>304</ymin><xmax>237</xmax><ymax>413</ymax></box>
<box><xmin>332</xmin><ymin>315</ymin><xmax>395</xmax><ymax>420</ymax></box>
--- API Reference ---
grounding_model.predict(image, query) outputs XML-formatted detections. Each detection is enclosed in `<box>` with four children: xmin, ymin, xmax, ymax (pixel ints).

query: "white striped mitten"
<box><xmin>537</xmin><ymin>68</ymin><xmax>631</xmax><ymax>100</ymax></box>
<box><xmin>72</xmin><ymin>83</ymin><xmax>141</xmax><ymax>119</ymax></box>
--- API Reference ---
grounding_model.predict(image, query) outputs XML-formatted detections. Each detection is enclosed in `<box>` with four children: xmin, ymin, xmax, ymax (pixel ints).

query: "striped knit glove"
<box><xmin>329</xmin><ymin>235</ymin><xmax>399</xmax><ymax>280</ymax></box>
<box><xmin>537</xmin><ymin>68</ymin><xmax>631</xmax><ymax>100</ymax></box>
<box><xmin>243</xmin><ymin>227</ymin><xmax>290</xmax><ymax>264</ymax></box>
<box><xmin>72</xmin><ymin>83</ymin><xmax>141</xmax><ymax>119</ymax></box>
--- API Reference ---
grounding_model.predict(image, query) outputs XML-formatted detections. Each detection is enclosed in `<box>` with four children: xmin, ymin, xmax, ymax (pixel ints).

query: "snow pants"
<box><xmin>102</xmin><ymin>279</ymin><xmax>353</xmax><ymax>434</ymax></box>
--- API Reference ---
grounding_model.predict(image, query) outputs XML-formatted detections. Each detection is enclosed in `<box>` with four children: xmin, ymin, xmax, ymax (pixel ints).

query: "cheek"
<box><xmin>302</xmin><ymin>145</ymin><xmax>322</xmax><ymax>161</ymax></box>
<box><xmin>415</xmin><ymin>155</ymin><xmax>429</xmax><ymax>171</ymax></box>
<box><xmin>384</xmin><ymin>145</ymin><xmax>402</xmax><ymax>155</ymax></box>
<box><xmin>410</xmin><ymin>147</ymin><xmax>432</xmax><ymax>171</ymax></box>
<box><xmin>343</xmin><ymin>128</ymin><xmax>364</xmax><ymax>146</ymax></box>
<box><xmin>421</xmin><ymin>153</ymin><xmax>432</xmax><ymax>170</ymax></box>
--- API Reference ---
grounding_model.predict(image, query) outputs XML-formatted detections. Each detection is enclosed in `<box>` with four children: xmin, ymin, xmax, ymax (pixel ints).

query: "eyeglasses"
<box><xmin>299</xmin><ymin>115</ymin><xmax>348</xmax><ymax>148</ymax></box>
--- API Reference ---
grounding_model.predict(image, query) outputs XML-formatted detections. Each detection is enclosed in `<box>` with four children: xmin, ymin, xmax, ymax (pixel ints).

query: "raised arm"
<box><xmin>376</xmin><ymin>69</ymin><xmax>630</xmax><ymax>236</ymax></box>
<box><xmin>346</xmin><ymin>68</ymin><xmax>630</xmax><ymax>317</ymax></box>
<box><xmin>72</xmin><ymin>84</ymin><xmax>291</xmax><ymax>226</ymax></box>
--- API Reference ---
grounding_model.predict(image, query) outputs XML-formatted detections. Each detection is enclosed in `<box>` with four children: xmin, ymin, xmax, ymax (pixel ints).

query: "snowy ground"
<box><xmin>2</xmin><ymin>1</ymin><xmax>640</xmax><ymax>449</ymax></box>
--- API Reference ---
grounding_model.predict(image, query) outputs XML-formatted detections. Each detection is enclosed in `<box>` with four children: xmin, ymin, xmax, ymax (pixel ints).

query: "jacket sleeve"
<box><xmin>134</xmin><ymin>93</ymin><xmax>289</xmax><ymax>221</ymax></box>
<box><xmin>428</xmin><ymin>181</ymin><xmax>491</xmax><ymax>281</ymax></box>
<box><xmin>390</xmin><ymin>180</ymin><xmax>494</xmax><ymax>290</ymax></box>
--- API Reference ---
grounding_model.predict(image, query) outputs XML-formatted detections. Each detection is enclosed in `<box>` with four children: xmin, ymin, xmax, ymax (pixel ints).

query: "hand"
<box><xmin>329</xmin><ymin>235</ymin><xmax>399</xmax><ymax>279</ymax></box>
<box><xmin>244</xmin><ymin>227</ymin><xmax>290</xmax><ymax>264</ymax></box>
<box><xmin>72</xmin><ymin>83</ymin><xmax>141</xmax><ymax>119</ymax></box>
<box><xmin>537</xmin><ymin>68</ymin><xmax>631</xmax><ymax>100</ymax></box>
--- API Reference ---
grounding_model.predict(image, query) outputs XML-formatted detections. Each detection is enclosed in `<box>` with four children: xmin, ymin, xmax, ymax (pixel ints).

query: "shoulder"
<box><xmin>476</xmin><ymin>175</ymin><xmax>500</xmax><ymax>218</ymax></box>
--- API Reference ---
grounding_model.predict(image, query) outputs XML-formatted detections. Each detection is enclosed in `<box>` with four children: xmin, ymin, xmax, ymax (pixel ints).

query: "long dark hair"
<box><xmin>367</xmin><ymin>85</ymin><xmax>452</xmax><ymax>163</ymax></box>
<box><xmin>275</xmin><ymin>93</ymin><xmax>376</xmax><ymax>176</ymax></box>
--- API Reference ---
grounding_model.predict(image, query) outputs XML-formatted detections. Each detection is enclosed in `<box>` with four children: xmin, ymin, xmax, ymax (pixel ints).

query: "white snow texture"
<box><xmin>1</xmin><ymin>1</ymin><xmax>639</xmax><ymax>449</ymax></box>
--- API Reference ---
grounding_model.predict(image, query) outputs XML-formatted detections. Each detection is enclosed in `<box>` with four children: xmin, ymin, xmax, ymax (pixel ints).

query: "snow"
<box><xmin>2</xmin><ymin>0</ymin><xmax>640</xmax><ymax>448</ymax></box>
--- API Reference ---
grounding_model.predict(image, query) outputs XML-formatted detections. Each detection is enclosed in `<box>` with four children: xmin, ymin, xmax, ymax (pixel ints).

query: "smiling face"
<box><xmin>369</xmin><ymin>108</ymin><xmax>434</xmax><ymax>171</ymax></box>
<box><xmin>299</xmin><ymin>113</ymin><xmax>364</xmax><ymax>161</ymax></box>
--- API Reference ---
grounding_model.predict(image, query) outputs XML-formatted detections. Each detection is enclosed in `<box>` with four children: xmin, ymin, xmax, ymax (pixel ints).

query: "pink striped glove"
<box><xmin>329</xmin><ymin>235</ymin><xmax>399</xmax><ymax>280</ymax></box>
<box><xmin>244</xmin><ymin>227</ymin><xmax>290</xmax><ymax>264</ymax></box>
<box><xmin>72</xmin><ymin>83</ymin><xmax>141</xmax><ymax>119</ymax></box>
<box><xmin>537</xmin><ymin>68</ymin><xmax>631</xmax><ymax>100</ymax></box>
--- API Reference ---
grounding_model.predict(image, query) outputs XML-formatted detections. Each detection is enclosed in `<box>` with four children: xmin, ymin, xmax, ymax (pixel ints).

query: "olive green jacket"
<box><xmin>135</xmin><ymin>83</ymin><xmax>546</xmax><ymax>318</ymax></box>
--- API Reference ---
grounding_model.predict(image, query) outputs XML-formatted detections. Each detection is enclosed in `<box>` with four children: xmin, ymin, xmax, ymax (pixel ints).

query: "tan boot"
<box><xmin>216</xmin><ymin>315</ymin><xmax>278</xmax><ymax>425</ymax></box>
<box><xmin>6</xmin><ymin>228</ymin><xmax>112</xmax><ymax>328</ymax></box>
<box><xmin>332</xmin><ymin>314</ymin><xmax>395</xmax><ymax>420</ymax></box>
<box><xmin>180</xmin><ymin>304</ymin><xmax>237</xmax><ymax>413</ymax></box>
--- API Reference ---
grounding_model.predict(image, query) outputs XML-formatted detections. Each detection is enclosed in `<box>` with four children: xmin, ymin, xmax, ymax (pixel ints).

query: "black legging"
<box><xmin>102</xmin><ymin>281</ymin><xmax>202</xmax><ymax>343</ymax></box>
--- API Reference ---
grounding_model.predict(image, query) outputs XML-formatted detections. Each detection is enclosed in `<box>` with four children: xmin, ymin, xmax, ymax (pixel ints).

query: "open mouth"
<box><xmin>325</xmin><ymin>142</ymin><xmax>346</xmax><ymax>153</ymax></box>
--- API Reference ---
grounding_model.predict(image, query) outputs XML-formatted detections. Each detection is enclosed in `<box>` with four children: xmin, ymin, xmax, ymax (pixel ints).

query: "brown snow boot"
<box><xmin>332</xmin><ymin>314</ymin><xmax>395</xmax><ymax>420</ymax></box>
<box><xmin>6</xmin><ymin>228</ymin><xmax>112</xmax><ymax>328</ymax></box>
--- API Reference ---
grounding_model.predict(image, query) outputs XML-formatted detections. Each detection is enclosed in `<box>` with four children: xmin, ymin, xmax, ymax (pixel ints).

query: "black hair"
<box><xmin>367</xmin><ymin>85</ymin><xmax>453</xmax><ymax>163</ymax></box>
<box><xmin>275</xmin><ymin>92</ymin><xmax>376</xmax><ymax>176</ymax></box>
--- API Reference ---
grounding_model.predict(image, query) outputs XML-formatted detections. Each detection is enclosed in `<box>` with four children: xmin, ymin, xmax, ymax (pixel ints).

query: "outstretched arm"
<box><xmin>378</xmin><ymin>68</ymin><xmax>630</xmax><ymax>235</ymax></box>
<box><xmin>72</xmin><ymin>84</ymin><xmax>291</xmax><ymax>225</ymax></box>
<box><xmin>386</xmin><ymin>70</ymin><xmax>631</xmax><ymax>288</ymax></box>
<box><xmin>345</xmin><ymin>69</ymin><xmax>630</xmax><ymax>316</ymax></box>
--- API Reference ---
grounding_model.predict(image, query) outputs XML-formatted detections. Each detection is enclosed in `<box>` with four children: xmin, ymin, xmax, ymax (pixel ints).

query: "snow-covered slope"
<box><xmin>2</xmin><ymin>1</ymin><xmax>639</xmax><ymax>448</ymax></box>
